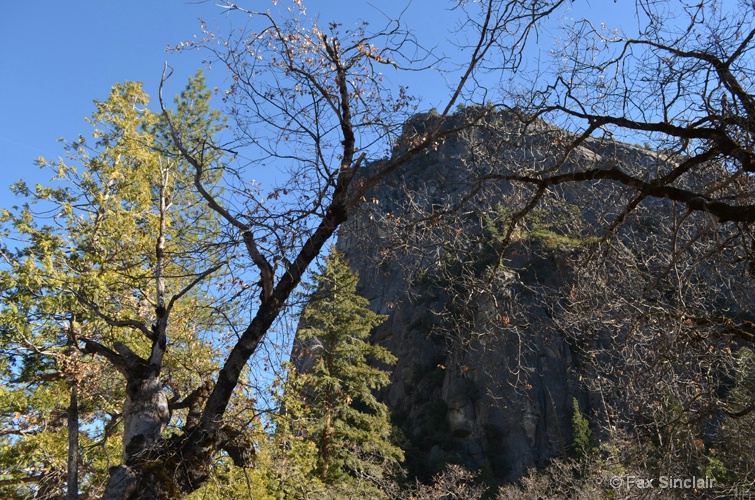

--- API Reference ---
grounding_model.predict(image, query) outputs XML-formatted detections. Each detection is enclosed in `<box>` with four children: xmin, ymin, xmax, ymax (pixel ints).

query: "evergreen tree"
<box><xmin>286</xmin><ymin>248</ymin><xmax>403</xmax><ymax>490</ymax></box>
<box><xmin>0</xmin><ymin>73</ymin><xmax>233</xmax><ymax>497</ymax></box>
<box><xmin>569</xmin><ymin>397</ymin><xmax>593</xmax><ymax>459</ymax></box>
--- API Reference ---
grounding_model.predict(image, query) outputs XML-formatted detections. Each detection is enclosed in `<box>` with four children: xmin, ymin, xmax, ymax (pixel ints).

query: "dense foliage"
<box><xmin>290</xmin><ymin>250</ymin><xmax>402</xmax><ymax>486</ymax></box>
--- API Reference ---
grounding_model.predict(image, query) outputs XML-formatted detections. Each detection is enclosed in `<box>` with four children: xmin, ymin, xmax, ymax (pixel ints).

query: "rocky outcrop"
<box><xmin>302</xmin><ymin>108</ymin><xmax>723</xmax><ymax>483</ymax></box>
<box><xmin>323</xmin><ymin>110</ymin><xmax>591</xmax><ymax>481</ymax></box>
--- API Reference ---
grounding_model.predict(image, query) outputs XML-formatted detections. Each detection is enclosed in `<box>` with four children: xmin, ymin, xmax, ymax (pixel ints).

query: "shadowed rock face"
<box><xmin>337</xmin><ymin>221</ymin><xmax>579</xmax><ymax>481</ymax></box>
<box><xmin>322</xmin><ymin>111</ymin><xmax>592</xmax><ymax>481</ymax></box>
<box><xmin>298</xmin><ymin>109</ymin><xmax>697</xmax><ymax>482</ymax></box>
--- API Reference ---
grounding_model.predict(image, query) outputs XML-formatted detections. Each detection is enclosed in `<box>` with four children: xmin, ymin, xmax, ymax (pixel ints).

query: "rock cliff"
<box><xmin>332</xmin><ymin>110</ymin><xmax>584</xmax><ymax>481</ymax></box>
<box><xmin>298</xmin><ymin>108</ymin><xmax>750</xmax><ymax>483</ymax></box>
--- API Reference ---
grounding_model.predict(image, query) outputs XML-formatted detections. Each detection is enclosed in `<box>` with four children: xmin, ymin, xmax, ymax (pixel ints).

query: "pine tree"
<box><xmin>0</xmin><ymin>73</ymin><xmax>231</xmax><ymax>497</ymax></box>
<box><xmin>287</xmin><ymin>248</ymin><xmax>403</xmax><ymax>490</ymax></box>
<box><xmin>570</xmin><ymin>397</ymin><xmax>593</xmax><ymax>459</ymax></box>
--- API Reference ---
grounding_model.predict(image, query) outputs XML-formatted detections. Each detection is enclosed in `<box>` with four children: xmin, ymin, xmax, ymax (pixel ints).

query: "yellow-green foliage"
<box><xmin>0</xmin><ymin>72</ymin><xmax>228</xmax><ymax>496</ymax></box>
<box><xmin>486</xmin><ymin>203</ymin><xmax>598</xmax><ymax>250</ymax></box>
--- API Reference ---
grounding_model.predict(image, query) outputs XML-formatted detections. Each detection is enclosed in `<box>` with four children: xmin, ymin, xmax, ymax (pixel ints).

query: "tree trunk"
<box><xmin>121</xmin><ymin>374</ymin><xmax>170</xmax><ymax>463</ymax></box>
<box><xmin>67</xmin><ymin>384</ymin><xmax>79</xmax><ymax>500</ymax></box>
<box><xmin>82</xmin><ymin>339</ymin><xmax>175</xmax><ymax>499</ymax></box>
<box><xmin>321</xmin><ymin>413</ymin><xmax>332</xmax><ymax>479</ymax></box>
<box><xmin>103</xmin><ymin>372</ymin><xmax>171</xmax><ymax>498</ymax></box>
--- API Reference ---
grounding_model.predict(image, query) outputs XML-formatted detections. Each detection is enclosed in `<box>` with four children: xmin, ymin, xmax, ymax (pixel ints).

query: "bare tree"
<box><xmin>99</xmin><ymin>0</ymin><xmax>548</xmax><ymax>496</ymax></box>
<box><xmin>494</xmin><ymin>0</ymin><xmax>755</xmax><ymax>244</ymax></box>
<box><xmin>493</xmin><ymin>0</ymin><xmax>755</xmax><ymax>463</ymax></box>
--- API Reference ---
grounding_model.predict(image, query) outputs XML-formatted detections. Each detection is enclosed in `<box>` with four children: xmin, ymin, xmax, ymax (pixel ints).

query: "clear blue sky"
<box><xmin>0</xmin><ymin>1</ymin><xmax>218</xmax><ymax>195</ymax></box>
<box><xmin>0</xmin><ymin>0</ymin><xmax>634</xmax><ymax>203</ymax></box>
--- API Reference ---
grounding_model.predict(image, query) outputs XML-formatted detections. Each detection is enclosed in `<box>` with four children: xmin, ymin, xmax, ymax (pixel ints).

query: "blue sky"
<box><xmin>0</xmin><ymin>1</ymin><xmax>217</xmax><ymax>195</ymax></box>
<box><xmin>0</xmin><ymin>0</ymin><xmax>635</xmax><ymax>204</ymax></box>
<box><xmin>0</xmin><ymin>1</ymin><xmax>454</xmax><ymax>198</ymax></box>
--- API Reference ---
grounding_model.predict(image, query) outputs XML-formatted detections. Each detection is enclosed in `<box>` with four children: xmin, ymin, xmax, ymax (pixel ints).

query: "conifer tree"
<box><xmin>0</xmin><ymin>73</ymin><xmax>232</xmax><ymax>497</ymax></box>
<box><xmin>287</xmin><ymin>248</ymin><xmax>403</xmax><ymax>490</ymax></box>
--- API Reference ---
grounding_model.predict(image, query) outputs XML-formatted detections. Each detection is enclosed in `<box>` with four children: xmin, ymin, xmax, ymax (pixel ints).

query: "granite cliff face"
<box><xmin>332</xmin><ymin>111</ymin><xmax>585</xmax><ymax>481</ymax></box>
<box><xmin>298</xmin><ymin>109</ymin><xmax>744</xmax><ymax>483</ymax></box>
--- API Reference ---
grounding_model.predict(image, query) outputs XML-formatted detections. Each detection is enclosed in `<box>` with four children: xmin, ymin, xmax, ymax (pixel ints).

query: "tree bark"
<box><xmin>100</xmin><ymin>371</ymin><xmax>172</xmax><ymax>498</ymax></box>
<box><xmin>83</xmin><ymin>339</ymin><xmax>173</xmax><ymax>498</ymax></box>
<box><xmin>67</xmin><ymin>384</ymin><xmax>79</xmax><ymax>500</ymax></box>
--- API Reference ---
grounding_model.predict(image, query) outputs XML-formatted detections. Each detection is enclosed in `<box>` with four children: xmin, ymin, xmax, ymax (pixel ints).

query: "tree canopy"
<box><xmin>1</xmin><ymin>0</ymin><xmax>755</xmax><ymax>497</ymax></box>
<box><xmin>0</xmin><ymin>73</ymin><xmax>233</xmax><ymax>497</ymax></box>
